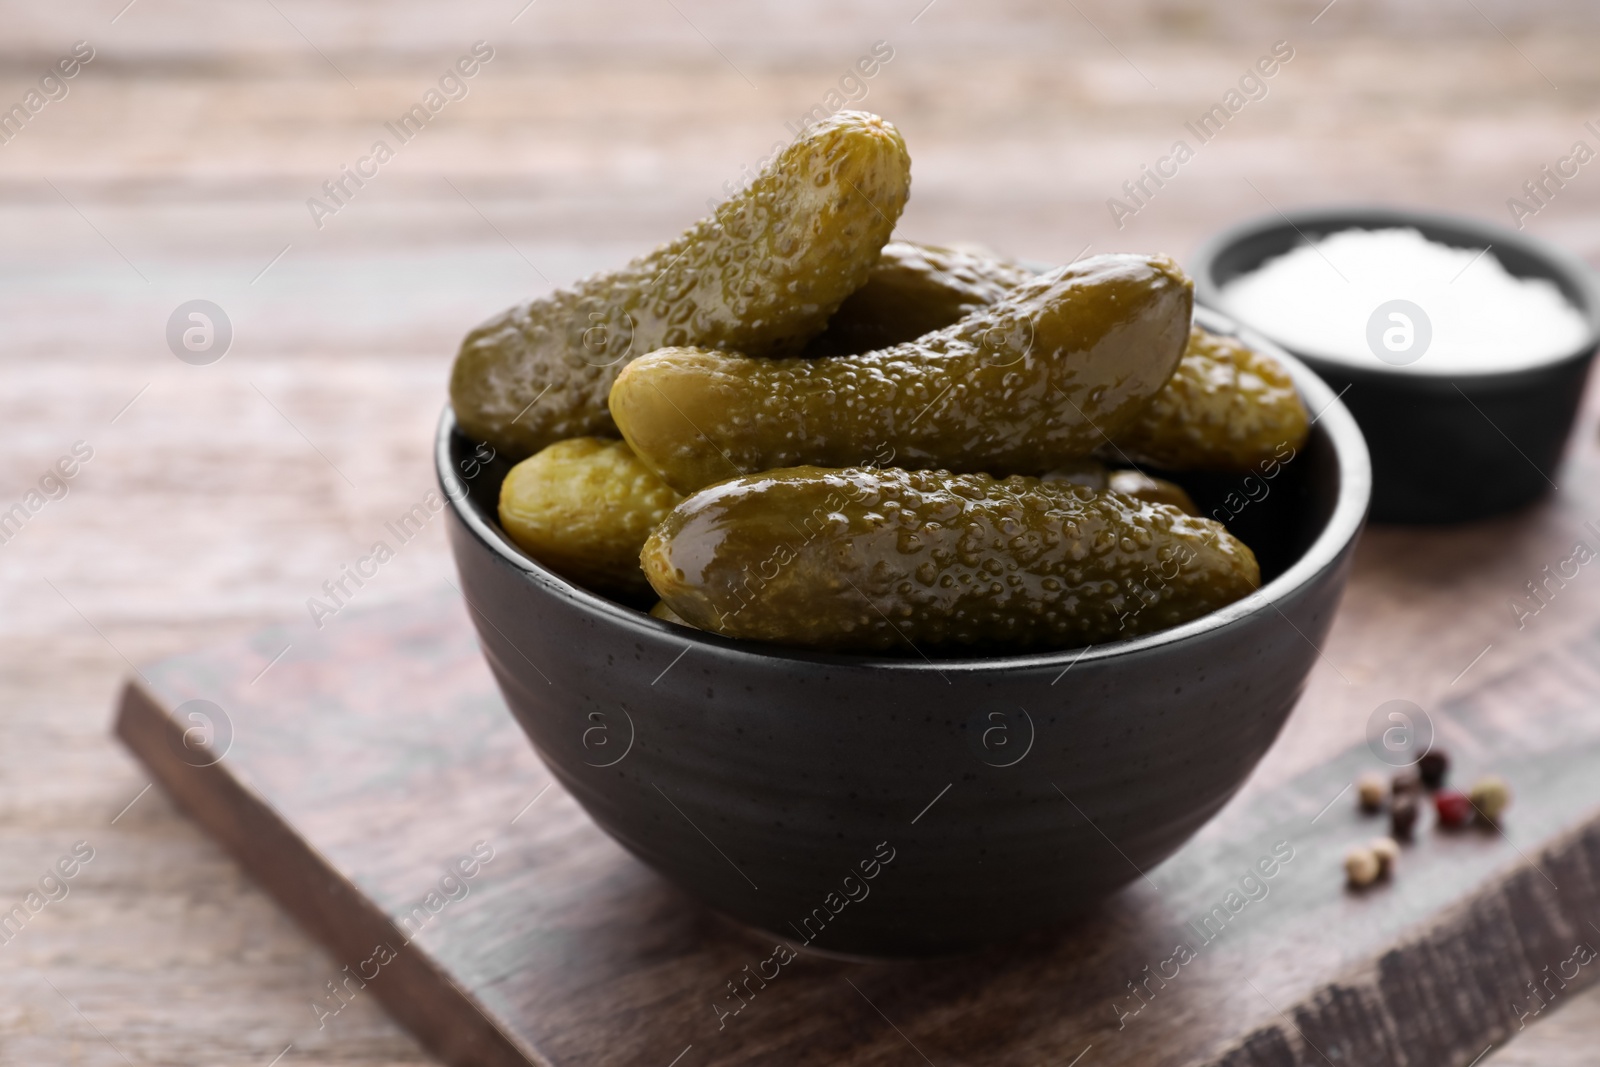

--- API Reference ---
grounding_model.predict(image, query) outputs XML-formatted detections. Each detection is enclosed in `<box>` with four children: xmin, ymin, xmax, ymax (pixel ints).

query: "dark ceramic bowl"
<box><xmin>1193</xmin><ymin>207</ymin><xmax>1600</xmax><ymax>524</ymax></box>
<box><xmin>438</xmin><ymin>307</ymin><xmax>1370</xmax><ymax>957</ymax></box>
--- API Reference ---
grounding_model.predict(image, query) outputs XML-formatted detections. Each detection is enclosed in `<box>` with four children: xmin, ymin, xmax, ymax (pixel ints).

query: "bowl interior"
<box><xmin>440</xmin><ymin>307</ymin><xmax>1370</xmax><ymax>671</ymax></box>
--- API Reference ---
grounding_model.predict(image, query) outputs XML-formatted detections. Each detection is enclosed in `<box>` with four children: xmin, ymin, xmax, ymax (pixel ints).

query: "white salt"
<box><xmin>1218</xmin><ymin>228</ymin><xmax>1590</xmax><ymax>373</ymax></box>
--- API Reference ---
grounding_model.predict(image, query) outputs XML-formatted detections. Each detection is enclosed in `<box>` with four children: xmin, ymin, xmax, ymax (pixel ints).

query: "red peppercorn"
<box><xmin>1435</xmin><ymin>789</ymin><xmax>1473</xmax><ymax>828</ymax></box>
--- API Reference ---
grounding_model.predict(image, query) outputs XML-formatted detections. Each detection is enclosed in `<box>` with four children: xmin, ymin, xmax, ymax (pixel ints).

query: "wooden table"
<box><xmin>3</xmin><ymin>1</ymin><xmax>1599</xmax><ymax>1063</ymax></box>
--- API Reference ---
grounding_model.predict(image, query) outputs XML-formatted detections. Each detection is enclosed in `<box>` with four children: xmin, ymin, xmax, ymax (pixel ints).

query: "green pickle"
<box><xmin>1041</xmin><ymin>460</ymin><xmax>1198</xmax><ymax>515</ymax></box>
<box><xmin>1107</xmin><ymin>469</ymin><xmax>1199</xmax><ymax>515</ymax></box>
<box><xmin>452</xmin><ymin>111</ymin><xmax>912</xmax><ymax>459</ymax></box>
<box><xmin>801</xmin><ymin>242</ymin><xmax>1308</xmax><ymax>472</ymax></box>
<box><xmin>641</xmin><ymin>466</ymin><xmax>1258</xmax><ymax>653</ymax></box>
<box><xmin>612</xmin><ymin>253</ymin><xmax>1194</xmax><ymax>493</ymax></box>
<box><xmin>498</xmin><ymin>438</ymin><xmax>682</xmax><ymax>599</ymax></box>
<box><xmin>803</xmin><ymin>241</ymin><xmax>1037</xmax><ymax>356</ymax></box>
<box><xmin>649</xmin><ymin>601</ymin><xmax>692</xmax><ymax>626</ymax></box>
<box><xmin>1110</xmin><ymin>326</ymin><xmax>1309</xmax><ymax>471</ymax></box>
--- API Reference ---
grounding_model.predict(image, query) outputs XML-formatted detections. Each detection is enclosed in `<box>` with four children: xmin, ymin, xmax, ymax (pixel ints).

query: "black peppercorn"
<box><xmin>1418</xmin><ymin>749</ymin><xmax>1450</xmax><ymax>790</ymax></box>
<box><xmin>1391</xmin><ymin>795</ymin><xmax>1419</xmax><ymax>841</ymax></box>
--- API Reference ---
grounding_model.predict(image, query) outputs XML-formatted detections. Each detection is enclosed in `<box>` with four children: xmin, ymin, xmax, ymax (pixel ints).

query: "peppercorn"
<box><xmin>1435</xmin><ymin>788</ymin><xmax>1473</xmax><ymax>828</ymax></box>
<box><xmin>1392</xmin><ymin>771</ymin><xmax>1421</xmax><ymax>799</ymax></box>
<box><xmin>1469</xmin><ymin>775</ymin><xmax>1512</xmax><ymax>823</ymax></box>
<box><xmin>1356</xmin><ymin>772</ymin><xmax>1387</xmax><ymax>814</ymax></box>
<box><xmin>1370</xmin><ymin>837</ymin><xmax>1400</xmax><ymax>878</ymax></box>
<box><xmin>1418</xmin><ymin>749</ymin><xmax>1450</xmax><ymax>791</ymax></box>
<box><xmin>1345</xmin><ymin>845</ymin><xmax>1381</xmax><ymax>888</ymax></box>
<box><xmin>1390</xmin><ymin>795</ymin><xmax>1419</xmax><ymax>841</ymax></box>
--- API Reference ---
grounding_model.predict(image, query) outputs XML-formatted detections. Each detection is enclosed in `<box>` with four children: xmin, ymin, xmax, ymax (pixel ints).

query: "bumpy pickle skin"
<box><xmin>1041</xmin><ymin>461</ymin><xmax>1198</xmax><ymax>515</ymax></box>
<box><xmin>612</xmin><ymin>253</ymin><xmax>1194</xmax><ymax>494</ymax></box>
<box><xmin>1107</xmin><ymin>469</ymin><xmax>1199</xmax><ymax>515</ymax></box>
<box><xmin>803</xmin><ymin>241</ymin><xmax>1037</xmax><ymax>356</ymax></box>
<box><xmin>498</xmin><ymin>438</ymin><xmax>682</xmax><ymax>599</ymax></box>
<box><xmin>797</xmin><ymin>243</ymin><xmax>1309</xmax><ymax>473</ymax></box>
<box><xmin>1037</xmin><ymin>457</ymin><xmax>1114</xmax><ymax>489</ymax></box>
<box><xmin>452</xmin><ymin>111</ymin><xmax>912</xmax><ymax>460</ymax></box>
<box><xmin>1109</xmin><ymin>326</ymin><xmax>1310</xmax><ymax>471</ymax></box>
<box><xmin>641</xmin><ymin>466</ymin><xmax>1258</xmax><ymax>653</ymax></box>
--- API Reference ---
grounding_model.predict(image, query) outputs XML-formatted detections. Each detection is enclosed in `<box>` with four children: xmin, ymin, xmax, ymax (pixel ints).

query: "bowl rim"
<box><xmin>438</xmin><ymin>307</ymin><xmax>1372</xmax><ymax>674</ymax></box>
<box><xmin>1191</xmin><ymin>204</ymin><xmax>1600</xmax><ymax>384</ymax></box>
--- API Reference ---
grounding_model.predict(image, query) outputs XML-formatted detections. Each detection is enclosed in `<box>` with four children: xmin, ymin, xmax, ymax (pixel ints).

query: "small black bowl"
<box><xmin>438</xmin><ymin>312</ymin><xmax>1370</xmax><ymax>957</ymax></box>
<box><xmin>1192</xmin><ymin>206</ymin><xmax>1600</xmax><ymax>524</ymax></box>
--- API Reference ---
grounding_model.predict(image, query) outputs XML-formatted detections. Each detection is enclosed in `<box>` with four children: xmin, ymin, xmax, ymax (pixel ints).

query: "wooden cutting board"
<box><xmin>114</xmin><ymin>559</ymin><xmax>1600</xmax><ymax>1067</ymax></box>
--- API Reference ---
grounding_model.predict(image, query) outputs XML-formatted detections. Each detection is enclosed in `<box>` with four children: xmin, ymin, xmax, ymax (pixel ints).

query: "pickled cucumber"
<box><xmin>1038</xmin><ymin>457</ymin><xmax>1114</xmax><ymax>490</ymax></box>
<box><xmin>1110</xmin><ymin>326</ymin><xmax>1309</xmax><ymax>471</ymax></box>
<box><xmin>800</xmin><ymin>243</ymin><xmax>1309</xmax><ymax>472</ymax></box>
<box><xmin>804</xmin><ymin>240</ymin><xmax>1036</xmax><ymax>356</ymax></box>
<box><xmin>641</xmin><ymin>466</ymin><xmax>1258</xmax><ymax>652</ymax></box>
<box><xmin>612</xmin><ymin>253</ymin><xmax>1194</xmax><ymax>493</ymax></box>
<box><xmin>453</xmin><ymin>111</ymin><xmax>912</xmax><ymax>459</ymax></box>
<box><xmin>498</xmin><ymin>438</ymin><xmax>682</xmax><ymax>598</ymax></box>
<box><xmin>650</xmin><ymin>601</ymin><xmax>692</xmax><ymax>626</ymax></box>
<box><xmin>1107</xmin><ymin>469</ymin><xmax>1198</xmax><ymax>515</ymax></box>
<box><xmin>1041</xmin><ymin>461</ymin><xmax>1198</xmax><ymax>515</ymax></box>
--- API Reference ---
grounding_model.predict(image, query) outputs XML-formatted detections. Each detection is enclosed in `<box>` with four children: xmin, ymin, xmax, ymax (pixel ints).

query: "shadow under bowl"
<box><xmin>438</xmin><ymin>308</ymin><xmax>1371</xmax><ymax>957</ymax></box>
<box><xmin>1192</xmin><ymin>206</ymin><xmax>1600</xmax><ymax>525</ymax></box>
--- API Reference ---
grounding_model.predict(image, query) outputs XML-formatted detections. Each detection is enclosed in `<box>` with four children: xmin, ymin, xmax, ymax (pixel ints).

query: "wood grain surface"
<box><xmin>112</xmin><ymin>535</ymin><xmax>1600</xmax><ymax>1066</ymax></box>
<box><xmin>4</xmin><ymin>0</ymin><xmax>1600</xmax><ymax>1063</ymax></box>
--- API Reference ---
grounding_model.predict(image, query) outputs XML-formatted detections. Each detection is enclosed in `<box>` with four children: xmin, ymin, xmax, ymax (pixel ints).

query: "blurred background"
<box><xmin>2</xmin><ymin>0</ymin><xmax>1598</xmax><ymax>1062</ymax></box>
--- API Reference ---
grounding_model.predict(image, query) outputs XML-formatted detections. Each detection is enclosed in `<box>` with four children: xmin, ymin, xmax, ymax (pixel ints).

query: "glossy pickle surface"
<box><xmin>452</xmin><ymin>111</ymin><xmax>912</xmax><ymax>459</ymax></box>
<box><xmin>1041</xmin><ymin>460</ymin><xmax>1199</xmax><ymax>515</ymax></box>
<box><xmin>642</xmin><ymin>466</ymin><xmax>1258</xmax><ymax>653</ymax></box>
<box><xmin>498</xmin><ymin>437</ymin><xmax>682</xmax><ymax>599</ymax></box>
<box><xmin>611</xmin><ymin>253</ymin><xmax>1194</xmax><ymax>493</ymax></box>
<box><xmin>1111</xmin><ymin>326</ymin><xmax>1309</xmax><ymax>471</ymax></box>
<box><xmin>798</xmin><ymin>241</ymin><xmax>1309</xmax><ymax>473</ymax></box>
<box><xmin>803</xmin><ymin>240</ymin><xmax>1037</xmax><ymax>356</ymax></box>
